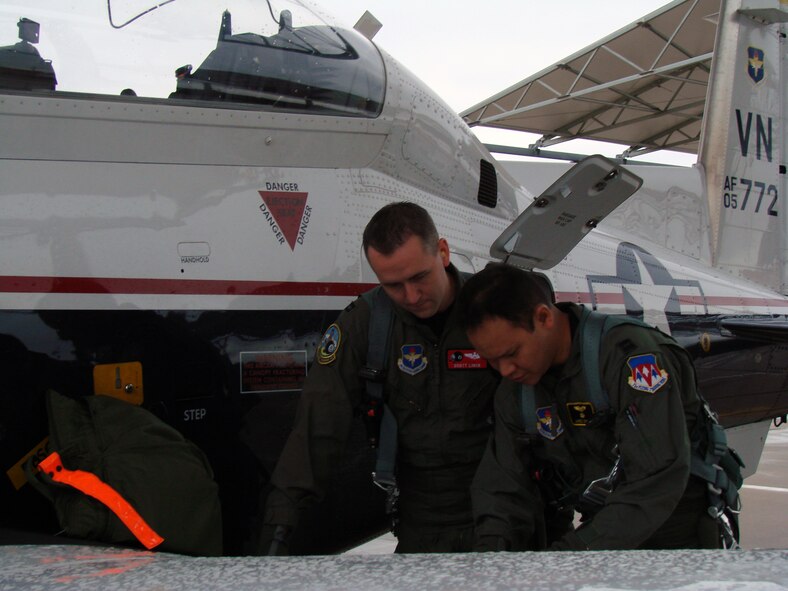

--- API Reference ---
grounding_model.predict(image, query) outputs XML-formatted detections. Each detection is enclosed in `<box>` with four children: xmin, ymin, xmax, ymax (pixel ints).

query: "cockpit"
<box><xmin>0</xmin><ymin>1</ymin><xmax>385</xmax><ymax>117</ymax></box>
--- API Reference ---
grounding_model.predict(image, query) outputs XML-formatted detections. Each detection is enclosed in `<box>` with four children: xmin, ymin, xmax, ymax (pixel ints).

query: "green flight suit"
<box><xmin>264</xmin><ymin>266</ymin><xmax>499</xmax><ymax>553</ymax></box>
<box><xmin>472</xmin><ymin>303</ymin><xmax>720</xmax><ymax>551</ymax></box>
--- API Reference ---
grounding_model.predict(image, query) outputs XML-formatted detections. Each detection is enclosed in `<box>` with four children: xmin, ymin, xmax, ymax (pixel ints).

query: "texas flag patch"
<box><xmin>627</xmin><ymin>353</ymin><xmax>669</xmax><ymax>393</ymax></box>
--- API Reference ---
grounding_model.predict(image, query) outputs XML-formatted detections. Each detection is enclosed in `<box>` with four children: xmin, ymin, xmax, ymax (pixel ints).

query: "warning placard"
<box><xmin>258</xmin><ymin>190</ymin><xmax>310</xmax><ymax>251</ymax></box>
<box><xmin>240</xmin><ymin>350</ymin><xmax>307</xmax><ymax>394</ymax></box>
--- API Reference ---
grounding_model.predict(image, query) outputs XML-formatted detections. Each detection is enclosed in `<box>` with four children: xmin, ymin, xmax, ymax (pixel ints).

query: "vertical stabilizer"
<box><xmin>699</xmin><ymin>0</ymin><xmax>787</xmax><ymax>292</ymax></box>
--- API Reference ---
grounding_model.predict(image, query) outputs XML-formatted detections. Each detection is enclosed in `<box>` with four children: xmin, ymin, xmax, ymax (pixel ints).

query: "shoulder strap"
<box><xmin>360</xmin><ymin>288</ymin><xmax>398</xmax><ymax>488</ymax></box>
<box><xmin>361</xmin><ymin>287</ymin><xmax>393</xmax><ymax>400</ymax></box>
<box><xmin>519</xmin><ymin>307</ymin><xmax>645</xmax><ymax>432</ymax></box>
<box><xmin>519</xmin><ymin>385</ymin><xmax>538</xmax><ymax>436</ymax></box>
<box><xmin>580</xmin><ymin>308</ymin><xmax>610</xmax><ymax>413</ymax></box>
<box><xmin>580</xmin><ymin>307</ymin><xmax>651</xmax><ymax>413</ymax></box>
<box><xmin>518</xmin><ymin>307</ymin><xmax>613</xmax><ymax>433</ymax></box>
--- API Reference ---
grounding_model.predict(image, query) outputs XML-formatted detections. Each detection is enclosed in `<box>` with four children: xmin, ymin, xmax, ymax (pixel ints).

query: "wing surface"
<box><xmin>720</xmin><ymin>317</ymin><xmax>788</xmax><ymax>343</ymax></box>
<box><xmin>1</xmin><ymin>543</ymin><xmax>786</xmax><ymax>590</ymax></box>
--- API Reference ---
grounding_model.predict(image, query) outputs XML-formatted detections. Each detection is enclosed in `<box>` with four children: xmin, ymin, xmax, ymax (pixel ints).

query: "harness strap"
<box><xmin>580</xmin><ymin>307</ymin><xmax>651</xmax><ymax>414</ymax></box>
<box><xmin>519</xmin><ymin>385</ymin><xmax>538</xmax><ymax>436</ymax></box>
<box><xmin>373</xmin><ymin>405</ymin><xmax>398</xmax><ymax>487</ymax></box>
<box><xmin>361</xmin><ymin>288</ymin><xmax>398</xmax><ymax>488</ymax></box>
<box><xmin>690</xmin><ymin>405</ymin><xmax>744</xmax><ymax>512</ymax></box>
<box><xmin>580</xmin><ymin>308</ymin><xmax>610</xmax><ymax>413</ymax></box>
<box><xmin>38</xmin><ymin>451</ymin><xmax>164</xmax><ymax>550</ymax></box>
<box><xmin>521</xmin><ymin>308</ymin><xmax>627</xmax><ymax>433</ymax></box>
<box><xmin>363</xmin><ymin>288</ymin><xmax>392</xmax><ymax>411</ymax></box>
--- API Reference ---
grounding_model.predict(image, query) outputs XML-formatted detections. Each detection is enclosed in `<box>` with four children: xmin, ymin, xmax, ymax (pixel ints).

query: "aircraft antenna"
<box><xmin>107</xmin><ymin>0</ymin><xmax>177</xmax><ymax>30</ymax></box>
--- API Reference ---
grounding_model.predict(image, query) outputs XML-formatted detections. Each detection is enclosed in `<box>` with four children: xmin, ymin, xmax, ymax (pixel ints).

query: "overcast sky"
<box><xmin>327</xmin><ymin>0</ymin><xmax>694</xmax><ymax>164</ymax></box>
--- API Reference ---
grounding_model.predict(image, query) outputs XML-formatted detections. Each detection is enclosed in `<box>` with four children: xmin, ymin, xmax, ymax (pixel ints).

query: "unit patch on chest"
<box><xmin>566</xmin><ymin>402</ymin><xmax>596</xmax><ymax>426</ymax></box>
<box><xmin>398</xmin><ymin>344</ymin><xmax>428</xmax><ymax>375</ymax></box>
<box><xmin>536</xmin><ymin>406</ymin><xmax>564</xmax><ymax>440</ymax></box>
<box><xmin>447</xmin><ymin>349</ymin><xmax>488</xmax><ymax>370</ymax></box>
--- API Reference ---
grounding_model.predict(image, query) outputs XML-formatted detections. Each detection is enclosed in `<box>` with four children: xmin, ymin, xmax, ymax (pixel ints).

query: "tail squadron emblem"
<box><xmin>747</xmin><ymin>46</ymin><xmax>765</xmax><ymax>84</ymax></box>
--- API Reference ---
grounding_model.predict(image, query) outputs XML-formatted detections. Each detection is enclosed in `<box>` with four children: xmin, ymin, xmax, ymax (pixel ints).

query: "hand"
<box><xmin>475</xmin><ymin>535</ymin><xmax>510</xmax><ymax>552</ymax></box>
<box><xmin>257</xmin><ymin>524</ymin><xmax>293</xmax><ymax>556</ymax></box>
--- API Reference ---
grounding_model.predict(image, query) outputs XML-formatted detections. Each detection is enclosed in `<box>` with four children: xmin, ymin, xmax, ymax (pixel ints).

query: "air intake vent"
<box><xmin>477</xmin><ymin>159</ymin><xmax>498</xmax><ymax>208</ymax></box>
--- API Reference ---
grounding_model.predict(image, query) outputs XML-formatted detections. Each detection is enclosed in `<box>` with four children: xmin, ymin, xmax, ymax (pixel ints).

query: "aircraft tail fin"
<box><xmin>698</xmin><ymin>0</ymin><xmax>787</xmax><ymax>293</ymax></box>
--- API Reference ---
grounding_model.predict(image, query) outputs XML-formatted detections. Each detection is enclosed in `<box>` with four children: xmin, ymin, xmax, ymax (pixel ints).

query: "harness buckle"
<box><xmin>372</xmin><ymin>471</ymin><xmax>396</xmax><ymax>491</ymax></box>
<box><xmin>359</xmin><ymin>366</ymin><xmax>385</xmax><ymax>382</ymax></box>
<box><xmin>706</xmin><ymin>464</ymin><xmax>724</xmax><ymax>496</ymax></box>
<box><xmin>718</xmin><ymin>511</ymin><xmax>741</xmax><ymax>550</ymax></box>
<box><xmin>372</xmin><ymin>472</ymin><xmax>400</xmax><ymax>525</ymax></box>
<box><xmin>580</xmin><ymin>452</ymin><xmax>622</xmax><ymax>508</ymax></box>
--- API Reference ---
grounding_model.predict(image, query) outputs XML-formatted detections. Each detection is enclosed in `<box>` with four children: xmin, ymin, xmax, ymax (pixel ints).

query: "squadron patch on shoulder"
<box><xmin>626</xmin><ymin>353</ymin><xmax>669</xmax><ymax>393</ymax></box>
<box><xmin>398</xmin><ymin>344</ymin><xmax>428</xmax><ymax>376</ymax></box>
<box><xmin>536</xmin><ymin>406</ymin><xmax>564</xmax><ymax>440</ymax></box>
<box><xmin>566</xmin><ymin>402</ymin><xmax>595</xmax><ymax>427</ymax></box>
<box><xmin>317</xmin><ymin>323</ymin><xmax>341</xmax><ymax>365</ymax></box>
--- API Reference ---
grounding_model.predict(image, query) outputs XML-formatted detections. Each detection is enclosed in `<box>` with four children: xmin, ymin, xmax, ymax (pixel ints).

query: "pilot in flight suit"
<box><xmin>459</xmin><ymin>263</ymin><xmax>726</xmax><ymax>551</ymax></box>
<box><xmin>260</xmin><ymin>202</ymin><xmax>499</xmax><ymax>553</ymax></box>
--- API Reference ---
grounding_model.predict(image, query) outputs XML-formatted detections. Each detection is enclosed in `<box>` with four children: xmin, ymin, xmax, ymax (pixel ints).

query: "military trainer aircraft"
<box><xmin>0</xmin><ymin>0</ymin><xmax>786</xmax><ymax>561</ymax></box>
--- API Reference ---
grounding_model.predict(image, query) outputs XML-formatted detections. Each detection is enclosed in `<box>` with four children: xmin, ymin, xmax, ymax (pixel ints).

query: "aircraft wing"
<box><xmin>720</xmin><ymin>317</ymin><xmax>788</xmax><ymax>343</ymax></box>
<box><xmin>461</xmin><ymin>0</ymin><xmax>718</xmax><ymax>159</ymax></box>
<box><xmin>1</xmin><ymin>543</ymin><xmax>786</xmax><ymax>590</ymax></box>
<box><xmin>490</xmin><ymin>155</ymin><xmax>642</xmax><ymax>269</ymax></box>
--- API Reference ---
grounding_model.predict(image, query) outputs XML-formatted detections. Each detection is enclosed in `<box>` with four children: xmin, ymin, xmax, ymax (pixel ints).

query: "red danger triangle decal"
<box><xmin>259</xmin><ymin>191</ymin><xmax>309</xmax><ymax>251</ymax></box>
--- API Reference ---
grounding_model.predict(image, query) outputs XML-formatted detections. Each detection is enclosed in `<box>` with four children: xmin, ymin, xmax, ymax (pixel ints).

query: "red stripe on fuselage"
<box><xmin>0</xmin><ymin>276</ymin><xmax>376</xmax><ymax>297</ymax></box>
<box><xmin>1</xmin><ymin>277</ymin><xmax>787</xmax><ymax>308</ymax></box>
<box><xmin>553</xmin><ymin>291</ymin><xmax>788</xmax><ymax>308</ymax></box>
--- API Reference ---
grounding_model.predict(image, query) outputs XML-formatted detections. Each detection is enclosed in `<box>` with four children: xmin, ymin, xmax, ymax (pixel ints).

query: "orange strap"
<box><xmin>38</xmin><ymin>452</ymin><xmax>164</xmax><ymax>550</ymax></box>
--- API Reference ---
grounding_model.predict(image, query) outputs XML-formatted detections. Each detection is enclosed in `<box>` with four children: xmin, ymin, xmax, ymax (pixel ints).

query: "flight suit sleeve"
<box><xmin>552</xmin><ymin>327</ymin><xmax>697</xmax><ymax>550</ymax></box>
<box><xmin>471</xmin><ymin>381</ymin><xmax>546</xmax><ymax>551</ymax></box>
<box><xmin>263</xmin><ymin>302</ymin><xmax>370</xmax><ymax>529</ymax></box>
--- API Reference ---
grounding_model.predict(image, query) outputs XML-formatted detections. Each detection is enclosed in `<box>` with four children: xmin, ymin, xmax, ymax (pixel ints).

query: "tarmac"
<box><xmin>738</xmin><ymin>424</ymin><xmax>788</xmax><ymax>549</ymax></box>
